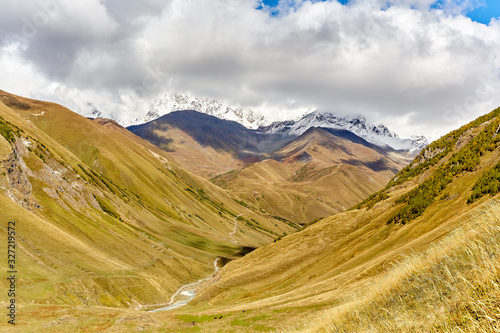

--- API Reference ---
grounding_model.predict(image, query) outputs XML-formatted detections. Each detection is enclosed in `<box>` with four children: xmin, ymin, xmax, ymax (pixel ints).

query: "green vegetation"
<box><xmin>391</xmin><ymin>107</ymin><xmax>500</xmax><ymax>187</ymax></box>
<box><xmin>389</xmin><ymin>116</ymin><xmax>500</xmax><ymax>224</ymax></box>
<box><xmin>93</xmin><ymin>194</ymin><xmax>120</xmax><ymax>219</ymax></box>
<box><xmin>230</xmin><ymin>314</ymin><xmax>273</xmax><ymax>331</ymax></box>
<box><xmin>468</xmin><ymin>160</ymin><xmax>500</xmax><ymax>203</ymax></box>
<box><xmin>210</xmin><ymin>169</ymin><xmax>238</xmax><ymax>188</ymax></box>
<box><xmin>271</xmin><ymin>215</ymin><xmax>300</xmax><ymax>230</ymax></box>
<box><xmin>242</xmin><ymin>215</ymin><xmax>279</xmax><ymax>237</ymax></box>
<box><xmin>233</xmin><ymin>197</ymin><xmax>249</xmax><ymax>208</ymax></box>
<box><xmin>354</xmin><ymin>107</ymin><xmax>500</xmax><ymax>211</ymax></box>
<box><xmin>352</xmin><ymin>191</ymin><xmax>388</xmax><ymax>210</ymax></box>
<box><xmin>77</xmin><ymin>163</ymin><xmax>128</xmax><ymax>199</ymax></box>
<box><xmin>0</xmin><ymin>115</ymin><xmax>22</xmax><ymax>142</ymax></box>
<box><xmin>90</xmin><ymin>169</ymin><xmax>118</xmax><ymax>195</ymax></box>
<box><xmin>33</xmin><ymin>143</ymin><xmax>47</xmax><ymax>162</ymax></box>
<box><xmin>176</xmin><ymin>314</ymin><xmax>223</xmax><ymax>323</ymax></box>
<box><xmin>290</xmin><ymin>164</ymin><xmax>314</xmax><ymax>182</ymax></box>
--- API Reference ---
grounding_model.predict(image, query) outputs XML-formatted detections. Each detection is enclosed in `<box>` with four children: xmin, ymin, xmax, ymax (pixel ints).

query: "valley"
<box><xmin>174</xmin><ymin>106</ymin><xmax>500</xmax><ymax>332</ymax></box>
<box><xmin>1</xmin><ymin>90</ymin><xmax>500</xmax><ymax>333</ymax></box>
<box><xmin>3</xmin><ymin>1</ymin><xmax>499</xmax><ymax>331</ymax></box>
<box><xmin>0</xmin><ymin>91</ymin><xmax>295</xmax><ymax>330</ymax></box>
<box><xmin>129</xmin><ymin>111</ymin><xmax>417</xmax><ymax>223</ymax></box>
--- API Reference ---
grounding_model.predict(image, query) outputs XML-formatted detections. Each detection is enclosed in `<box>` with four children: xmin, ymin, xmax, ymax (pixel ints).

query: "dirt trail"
<box><xmin>229</xmin><ymin>213</ymin><xmax>248</xmax><ymax>244</ymax></box>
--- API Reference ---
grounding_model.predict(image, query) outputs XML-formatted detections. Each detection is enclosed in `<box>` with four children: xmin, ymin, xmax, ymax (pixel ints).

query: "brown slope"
<box><xmin>0</xmin><ymin>90</ymin><xmax>296</xmax><ymax>313</ymax></box>
<box><xmin>173</xmin><ymin>107</ymin><xmax>500</xmax><ymax>331</ymax></box>
<box><xmin>212</xmin><ymin>127</ymin><xmax>410</xmax><ymax>224</ymax></box>
<box><xmin>127</xmin><ymin>110</ymin><xmax>291</xmax><ymax>179</ymax></box>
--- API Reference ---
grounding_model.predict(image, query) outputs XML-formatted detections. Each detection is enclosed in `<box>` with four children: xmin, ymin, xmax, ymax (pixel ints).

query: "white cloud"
<box><xmin>0</xmin><ymin>0</ymin><xmax>499</xmax><ymax>139</ymax></box>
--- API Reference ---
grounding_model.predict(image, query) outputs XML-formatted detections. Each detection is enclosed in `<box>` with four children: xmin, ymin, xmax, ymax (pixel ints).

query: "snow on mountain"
<box><xmin>147</xmin><ymin>94</ymin><xmax>268</xmax><ymax>128</ymax></box>
<box><xmin>79</xmin><ymin>93</ymin><xmax>427</xmax><ymax>152</ymax></box>
<box><xmin>79</xmin><ymin>93</ymin><xmax>312</xmax><ymax>128</ymax></box>
<box><xmin>258</xmin><ymin>111</ymin><xmax>428</xmax><ymax>152</ymax></box>
<box><xmin>84</xmin><ymin>102</ymin><xmax>103</xmax><ymax>119</ymax></box>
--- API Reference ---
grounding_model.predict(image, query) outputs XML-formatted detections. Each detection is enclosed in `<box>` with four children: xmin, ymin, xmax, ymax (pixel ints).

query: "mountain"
<box><xmin>259</xmin><ymin>111</ymin><xmax>428</xmax><ymax>152</ymax></box>
<box><xmin>146</xmin><ymin>93</ymin><xmax>269</xmax><ymax>129</ymax></box>
<box><xmin>81</xmin><ymin>93</ymin><xmax>426</xmax><ymax>153</ymax></box>
<box><xmin>127</xmin><ymin>110</ymin><xmax>293</xmax><ymax>178</ymax></box>
<box><xmin>0</xmin><ymin>91</ymin><xmax>297</xmax><ymax>329</ymax></box>
<box><xmin>129</xmin><ymin>111</ymin><xmax>412</xmax><ymax>223</ymax></box>
<box><xmin>82</xmin><ymin>93</ymin><xmax>305</xmax><ymax>129</ymax></box>
<box><xmin>128</xmin><ymin>110</ymin><xmax>292</xmax><ymax>157</ymax></box>
<box><xmin>167</xmin><ymin>106</ymin><xmax>500</xmax><ymax>331</ymax></box>
<box><xmin>127</xmin><ymin>110</ymin><xmax>417</xmax><ymax>177</ymax></box>
<box><xmin>212</xmin><ymin>127</ymin><xmax>407</xmax><ymax>223</ymax></box>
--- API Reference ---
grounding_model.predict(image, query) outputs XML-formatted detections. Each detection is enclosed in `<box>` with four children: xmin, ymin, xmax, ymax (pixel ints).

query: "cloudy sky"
<box><xmin>1</xmin><ymin>0</ymin><xmax>500</xmax><ymax>139</ymax></box>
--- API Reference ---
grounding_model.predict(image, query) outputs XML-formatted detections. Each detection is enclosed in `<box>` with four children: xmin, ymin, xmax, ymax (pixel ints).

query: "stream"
<box><xmin>149</xmin><ymin>212</ymin><xmax>250</xmax><ymax>312</ymax></box>
<box><xmin>149</xmin><ymin>257</ymin><xmax>221</xmax><ymax>312</ymax></box>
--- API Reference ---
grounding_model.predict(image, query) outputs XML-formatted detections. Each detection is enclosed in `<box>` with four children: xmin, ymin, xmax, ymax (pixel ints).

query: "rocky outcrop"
<box><xmin>0</xmin><ymin>137</ymin><xmax>39</xmax><ymax>211</ymax></box>
<box><xmin>0</xmin><ymin>135</ymin><xmax>104</xmax><ymax>215</ymax></box>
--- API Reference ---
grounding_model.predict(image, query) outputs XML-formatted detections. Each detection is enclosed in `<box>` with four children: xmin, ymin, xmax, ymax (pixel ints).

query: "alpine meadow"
<box><xmin>2</xmin><ymin>0</ymin><xmax>500</xmax><ymax>332</ymax></box>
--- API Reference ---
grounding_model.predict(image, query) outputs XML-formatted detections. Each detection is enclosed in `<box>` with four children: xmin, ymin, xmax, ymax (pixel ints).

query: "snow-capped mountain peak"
<box><xmin>146</xmin><ymin>93</ymin><xmax>269</xmax><ymax>129</ymax></box>
<box><xmin>78</xmin><ymin>93</ymin><xmax>427</xmax><ymax>152</ymax></box>
<box><xmin>79</xmin><ymin>93</ymin><xmax>312</xmax><ymax>129</ymax></box>
<box><xmin>258</xmin><ymin>111</ymin><xmax>428</xmax><ymax>152</ymax></box>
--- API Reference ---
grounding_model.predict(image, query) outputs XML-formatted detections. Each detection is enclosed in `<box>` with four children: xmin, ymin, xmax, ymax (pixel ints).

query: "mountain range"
<box><xmin>83</xmin><ymin>93</ymin><xmax>427</xmax><ymax>152</ymax></box>
<box><xmin>0</xmin><ymin>90</ymin><xmax>296</xmax><ymax>326</ymax></box>
<box><xmin>259</xmin><ymin>111</ymin><xmax>428</xmax><ymax>152</ymax></box>
<box><xmin>2</xmin><ymin>90</ymin><xmax>499</xmax><ymax>332</ymax></box>
<box><xmin>128</xmin><ymin>110</ymin><xmax>413</xmax><ymax>223</ymax></box>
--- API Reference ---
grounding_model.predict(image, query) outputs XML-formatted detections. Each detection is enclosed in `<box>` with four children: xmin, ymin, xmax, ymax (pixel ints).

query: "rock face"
<box><xmin>0</xmin><ymin>137</ymin><xmax>39</xmax><ymax>211</ymax></box>
<box><xmin>0</xmin><ymin>135</ymin><xmax>103</xmax><ymax>213</ymax></box>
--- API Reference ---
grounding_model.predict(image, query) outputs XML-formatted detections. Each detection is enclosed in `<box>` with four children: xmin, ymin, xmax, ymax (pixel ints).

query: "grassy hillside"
<box><xmin>130</xmin><ymin>112</ymin><xmax>411</xmax><ymax>224</ymax></box>
<box><xmin>3</xmin><ymin>89</ymin><xmax>499</xmax><ymax>332</ymax></box>
<box><xmin>0</xmin><ymin>91</ymin><xmax>296</xmax><ymax>326</ymax></box>
<box><xmin>164</xmin><ymin>106</ymin><xmax>500</xmax><ymax>331</ymax></box>
<box><xmin>285</xmin><ymin>199</ymin><xmax>500</xmax><ymax>332</ymax></box>
<box><xmin>212</xmin><ymin>127</ymin><xmax>409</xmax><ymax>224</ymax></box>
<box><xmin>128</xmin><ymin>110</ymin><xmax>292</xmax><ymax>179</ymax></box>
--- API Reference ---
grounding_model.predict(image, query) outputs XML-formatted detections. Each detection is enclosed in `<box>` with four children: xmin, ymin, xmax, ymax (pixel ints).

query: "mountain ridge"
<box><xmin>259</xmin><ymin>111</ymin><xmax>428</xmax><ymax>152</ymax></box>
<box><xmin>174</xmin><ymin>106</ymin><xmax>500</xmax><ymax>332</ymax></box>
<box><xmin>0</xmin><ymin>90</ymin><xmax>296</xmax><ymax>316</ymax></box>
<box><xmin>82</xmin><ymin>93</ymin><xmax>427</xmax><ymax>153</ymax></box>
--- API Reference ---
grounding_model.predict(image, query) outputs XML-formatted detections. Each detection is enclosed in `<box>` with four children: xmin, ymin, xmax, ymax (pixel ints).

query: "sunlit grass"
<box><xmin>283</xmin><ymin>199</ymin><xmax>500</xmax><ymax>332</ymax></box>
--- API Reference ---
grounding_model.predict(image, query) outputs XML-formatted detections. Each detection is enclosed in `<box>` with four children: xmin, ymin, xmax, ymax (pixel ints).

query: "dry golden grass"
<box><xmin>283</xmin><ymin>199</ymin><xmax>500</xmax><ymax>332</ymax></box>
<box><xmin>0</xmin><ymin>90</ymin><xmax>296</xmax><ymax>319</ymax></box>
<box><xmin>211</xmin><ymin>127</ymin><xmax>408</xmax><ymax>224</ymax></box>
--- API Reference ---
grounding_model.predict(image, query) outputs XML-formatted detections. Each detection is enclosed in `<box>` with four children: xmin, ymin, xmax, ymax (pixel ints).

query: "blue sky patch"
<box><xmin>259</xmin><ymin>0</ymin><xmax>498</xmax><ymax>24</ymax></box>
<box><xmin>432</xmin><ymin>0</ymin><xmax>500</xmax><ymax>24</ymax></box>
<box><xmin>259</xmin><ymin>0</ymin><xmax>332</xmax><ymax>16</ymax></box>
<box><xmin>261</xmin><ymin>0</ymin><xmax>279</xmax><ymax>6</ymax></box>
<box><xmin>467</xmin><ymin>0</ymin><xmax>500</xmax><ymax>24</ymax></box>
<box><xmin>260</xmin><ymin>0</ymin><xmax>337</xmax><ymax>9</ymax></box>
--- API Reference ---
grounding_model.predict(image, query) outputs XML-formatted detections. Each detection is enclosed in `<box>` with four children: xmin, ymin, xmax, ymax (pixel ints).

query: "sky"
<box><xmin>1</xmin><ymin>0</ymin><xmax>500</xmax><ymax>139</ymax></box>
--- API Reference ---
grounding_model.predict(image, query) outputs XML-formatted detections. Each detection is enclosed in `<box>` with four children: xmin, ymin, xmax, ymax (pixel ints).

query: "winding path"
<box><xmin>229</xmin><ymin>213</ymin><xmax>244</xmax><ymax>244</ymax></box>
